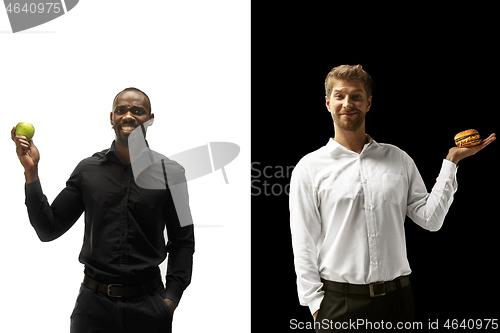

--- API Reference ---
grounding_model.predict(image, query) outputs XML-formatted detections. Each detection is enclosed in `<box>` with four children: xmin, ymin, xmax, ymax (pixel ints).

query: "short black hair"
<box><xmin>113</xmin><ymin>87</ymin><xmax>152</xmax><ymax>114</ymax></box>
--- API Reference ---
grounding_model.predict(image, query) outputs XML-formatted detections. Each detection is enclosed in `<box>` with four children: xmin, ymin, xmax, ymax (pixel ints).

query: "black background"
<box><xmin>251</xmin><ymin>4</ymin><xmax>499</xmax><ymax>332</ymax></box>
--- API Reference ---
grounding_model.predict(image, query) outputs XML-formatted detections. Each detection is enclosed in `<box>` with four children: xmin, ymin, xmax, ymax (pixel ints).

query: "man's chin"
<box><xmin>336</xmin><ymin>121</ymin><xmax>364</xmax><ymax>132</ymax></box>
<box><xmin>342</xmin><ymin>123</ymin><xmax>363</xmax><ymax>131</ymax></box>
<box><xmin>115</xmin><ymin>134</ymin><xmax>129</xmax><ymax>147</ymax></box>
<box><xmin>334</xmin><ymin>115</ymin><xmax>365</xmax><ymax>132</ymax></box>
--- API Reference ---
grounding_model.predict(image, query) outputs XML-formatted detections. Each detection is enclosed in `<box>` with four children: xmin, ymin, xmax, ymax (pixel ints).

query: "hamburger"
<box><xmin>454</xmin><ymin>129</ymin><xmax>482</xmax><ymax>148</ymax></box>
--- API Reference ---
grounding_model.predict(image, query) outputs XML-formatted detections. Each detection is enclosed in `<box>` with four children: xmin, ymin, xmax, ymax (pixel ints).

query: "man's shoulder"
<box><xmin>92</xmin><ymin>148</ymin><xmax>109</xmax><ymax>159</ymax></box>
<box><xmin>148</xmin><ymin>150</ymin><xmax>185</xmax><ymax>172</ymax></box>
<box><xmin>292</xmin><ymin>145</ymin><xmax>329</xmax><ymax>177</ymax></box>
<box><xmin>375</xmin><ymin>141</ymin><xmax>411</xmax><ymax>159</ymax></box>
<box><xmin>298</xmin><ymin>145</ymin><xmax>327</xmax><ymax>163</ymax></box>
<box><xmin>84</xmin><ymin>148</ymin><xmax>110</xmax><ymax>162</ymax></box>
<box><xmin>74</xmin><ymin>148</ymin><xmax>109</xmax><ymax>168</ymax></box>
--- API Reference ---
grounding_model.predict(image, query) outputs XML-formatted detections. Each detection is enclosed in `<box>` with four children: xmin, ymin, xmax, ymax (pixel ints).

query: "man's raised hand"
<box><xmin>446</xmin><ymin>133</ymin><xmax>496</xmax><ymax>165</ymax></box>
<box><xmin>11</xmin><ymin>126</ymin><xmax>40</xmax><ymax>183</ymax></box>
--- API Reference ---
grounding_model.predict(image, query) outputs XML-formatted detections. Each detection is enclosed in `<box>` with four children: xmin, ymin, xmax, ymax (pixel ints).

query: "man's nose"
<box><xmin>343</xmin><ymin>97</ymin><xmax>353</xmax><ymax>108</ymax></box>
<box><xmin>122</xmin><ymin>111</ymin><xmax>136</xmax><ymax>120</ymax></box>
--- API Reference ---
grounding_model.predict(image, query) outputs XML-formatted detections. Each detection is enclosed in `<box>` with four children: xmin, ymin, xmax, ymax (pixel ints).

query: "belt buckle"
<box><xmin>107</xmin><ymin>284</ymin><xmax>123</xmax><ymax>297</ymax></box>
<box><xmin>369</xmin><ymin>281</ymin><xmax>386</xmax><ymax>297</ymax></box>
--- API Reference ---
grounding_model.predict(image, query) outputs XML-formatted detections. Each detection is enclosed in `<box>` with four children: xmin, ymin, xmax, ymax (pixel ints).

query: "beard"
<box><xmin>113</xmin><ymin>122</ymin><xmax>141</xmax><ymax>147</ymax></box>
<box><xmin>112</xmin><ymin>124</ymin><xmax>128</xmax><ymax>147</ymax></box>
<box><xmin>332</xmin><ymin>109</ymin><xmax>366</xmax><ymax>132</ymax></box>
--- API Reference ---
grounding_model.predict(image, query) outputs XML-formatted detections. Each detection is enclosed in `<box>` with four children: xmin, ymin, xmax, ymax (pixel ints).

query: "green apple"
<box><xmin>15</xmin><ymin>122</ymin><xmax>35</xmax><ymax>141</ymax></box>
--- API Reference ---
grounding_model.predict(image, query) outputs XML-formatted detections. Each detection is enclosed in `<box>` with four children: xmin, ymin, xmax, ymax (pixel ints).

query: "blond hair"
<box><xmin>325</xmin><ymin>64</ymin><xmax>373</xmax><ymax>98</ymax></box>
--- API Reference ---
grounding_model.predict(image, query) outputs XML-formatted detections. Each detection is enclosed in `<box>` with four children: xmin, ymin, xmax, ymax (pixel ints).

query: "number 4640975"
<box><xmin>443</xmin><ymin>319</ymin><xmax>498</xmax><ymax>330</ymax></box>
<box><xmin>6</xmin><ymin>3</ymin><xmax>62</xmax><ymax>14</ymax></box>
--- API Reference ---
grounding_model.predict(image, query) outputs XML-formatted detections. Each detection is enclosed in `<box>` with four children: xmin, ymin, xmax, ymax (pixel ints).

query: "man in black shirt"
<box><xmin>12</xmin><ymin>88</ymin><xmax>195</xmax><ymax>333</ymax></box>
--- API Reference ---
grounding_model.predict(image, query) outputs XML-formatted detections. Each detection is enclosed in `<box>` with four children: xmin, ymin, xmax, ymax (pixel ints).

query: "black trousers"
<box><xmin>70</xmin><ymin>283</ymin><xmax>173</xmax><ymax>333</ymax></box>
<box><xmin>315</xmin><ymin>281</ymin><xmax>415</xmax><ymax>332</ymax></box>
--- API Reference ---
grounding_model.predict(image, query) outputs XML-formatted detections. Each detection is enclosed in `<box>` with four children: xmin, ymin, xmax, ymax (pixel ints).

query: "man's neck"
<box><xmin>114</xmin><ymin>140</ymin><xmax>131</xmax><ymax>164</ymax></box>
<box><xmin>333</xmin><ymin>126</ymin><xmax>368</xmax><ymax>154</ymax></box>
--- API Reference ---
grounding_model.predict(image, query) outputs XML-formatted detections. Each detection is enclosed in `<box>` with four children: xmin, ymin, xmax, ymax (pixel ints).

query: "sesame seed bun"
<box><xmin>454</xmin><ymin>129</ymin><xmax>482</xmax><ymax>147</ymax></box>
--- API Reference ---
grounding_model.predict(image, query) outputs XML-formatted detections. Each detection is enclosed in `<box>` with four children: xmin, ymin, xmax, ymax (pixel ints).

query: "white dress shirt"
<box><xmin>289</xmin><ymin>135</ymin><xmax>458</xmax><ymax>315</ymax></box>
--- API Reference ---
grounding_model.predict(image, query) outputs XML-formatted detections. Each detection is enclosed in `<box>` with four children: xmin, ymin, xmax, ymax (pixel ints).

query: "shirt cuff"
<box><xmin>439</xmin><ymin>159</ymin><xmax>458</xmax><ymax>180</ymax></box>
<box><xmin>164</xmin><ymin>281</ymin><xmax>185</xmax><ymax>305</ymax></box>
<box><xmin>25</xmin><ymin>178</ymin><xmax>43</xmax><ymax>201</ymax></box>
<box><xmin>308</xmin><ymin>293</ymin><xmax>325</xmax><ymax>316</ymax></box>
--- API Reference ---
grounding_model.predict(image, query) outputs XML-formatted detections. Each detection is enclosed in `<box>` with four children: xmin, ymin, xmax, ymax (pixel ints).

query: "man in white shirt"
<box><xmin>289</xmin><ymin>64</ymin><xmax>496</xmax><ymax>332</ymax></box>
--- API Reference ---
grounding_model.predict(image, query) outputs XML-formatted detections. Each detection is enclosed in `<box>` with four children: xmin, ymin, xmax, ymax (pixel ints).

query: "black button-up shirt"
<box><xmin>24</xmin><ymin>141</ymin><xmax>194</xmax><ymax>304</ymax></box>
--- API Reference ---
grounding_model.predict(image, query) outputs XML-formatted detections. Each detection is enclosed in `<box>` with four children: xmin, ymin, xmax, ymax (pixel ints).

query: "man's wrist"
<box><xmin>24</xmin><ymin>167</ymin><xmax>39</xmax><ymax>184</ymax></box>
<box><xmin>445</xmin><ymin>153</ymin><xmax>460</xmax><ymax>165</ymax></box>
<box><xmin>164</xmin><ymin>298</ymin><xmax>178</xmax><ymax>312</ymax></box>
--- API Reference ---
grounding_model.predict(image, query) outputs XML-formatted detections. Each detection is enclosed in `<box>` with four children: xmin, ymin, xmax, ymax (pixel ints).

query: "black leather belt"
<box><xmin>321</xmin><ymin>276</ymin><xmax>410</xmax><ymax>297</ymax></box>
<box><xmin>83</xmin><ymin>275</ymin><xmax>161</xmax><ymax>298</ymax></box>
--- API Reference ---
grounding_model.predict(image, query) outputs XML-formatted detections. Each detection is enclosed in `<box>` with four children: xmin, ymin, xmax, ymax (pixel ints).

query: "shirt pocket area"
<box><xmin>382</xmin><ymin>173</ymin><xmax>405</xmax><ymax>205</ymax></box>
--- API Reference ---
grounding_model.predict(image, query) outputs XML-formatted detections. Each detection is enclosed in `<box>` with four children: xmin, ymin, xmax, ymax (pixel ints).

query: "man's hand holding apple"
<box><xmin>11</xmin><ymin>126</ymin><xmax>40</xmax><ymax>183</ymax></box>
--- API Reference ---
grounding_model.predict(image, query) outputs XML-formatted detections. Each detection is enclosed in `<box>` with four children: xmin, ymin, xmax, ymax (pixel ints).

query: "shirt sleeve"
<box><xmin>289</xmin><ymin>163</ymin><xmax>325</xmax><ymax>315</ymax></box>
<box><xmin>24</xmin><ymin>166</ymin><xmax>85</xmax><ymax>242</ymax></box>
<box><xmin>405</xmin><ymin>158</ymin><xmax>458</xmax><ymax>231</ymax></box>
<box><xmin>163</xmin><ymin>163</ymin><xmax>195</xmax><ymax>305</ymax></box>
<box><xmin>164</xmin><ymin>222</ymin><xmax>194</xmax><ymax>305</ymax></box>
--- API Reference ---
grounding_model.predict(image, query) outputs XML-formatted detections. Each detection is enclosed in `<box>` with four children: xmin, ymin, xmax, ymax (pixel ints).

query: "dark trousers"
<box><xmin>70</xmin><ymin>283</ymin><xmax>173</xmax><ymax>333</ymax></box>
<box><xmin>316</xmin><ymin>281</ymin><xmax>415</xmax><ymax>332</ymax></box>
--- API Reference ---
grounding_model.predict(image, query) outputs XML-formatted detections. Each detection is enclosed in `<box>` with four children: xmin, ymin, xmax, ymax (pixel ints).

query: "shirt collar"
<box><xmin>366</xmin><ymin>134</ymin><xmax>380</xmax><ymax>147</ymax></box>
<box><xmin>98</xmin><ymin>141</ymin><xmax>118</xmax><ymax>160</ymax></box>
<box><xmin>98</xmin><ymin>140</ymin><xmax>152</xmax><ymax>162</ymax></box>
<box><xmin>325</xmin><ymin>134</ymin><xmax>380</xmax><ymax>153</ymax></box>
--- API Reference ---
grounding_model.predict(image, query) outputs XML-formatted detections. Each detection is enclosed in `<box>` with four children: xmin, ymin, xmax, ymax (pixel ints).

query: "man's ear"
<box><xmin>366</xmin><ymin>96</ymin><xmax>373</xmax><ymax>112</ymax></box>
<box><xmin>149</xmin><ymin>113</ymin><xmax>154</xmax><ymax>126</ymax></box>
<box><xmin>325</xmin><ymin>95</ymin><xmax>331</xmax><ymax>112</ymax></box>
<box><xmin>110</xmin><ymin>111</ymin><xmax>114</xmax><ymax>125</ymax></box>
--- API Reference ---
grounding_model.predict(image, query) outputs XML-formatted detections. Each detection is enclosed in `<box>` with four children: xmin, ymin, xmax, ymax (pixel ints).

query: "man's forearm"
<box><xmin>165</xmin><ymin>243</ymin><xmax>194</xmax><ymax>304</ymax></box>
<box><xmin>25</xmin><ymin>172</ymin><xmax>84</xmax><ymax>242</ymax></box>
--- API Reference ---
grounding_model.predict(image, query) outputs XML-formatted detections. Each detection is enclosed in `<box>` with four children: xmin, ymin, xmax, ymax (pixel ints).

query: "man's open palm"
<box><xmin>447</xmin><ymin>133</ymin><xmax>496</xmax><ymax>164</ymax></box>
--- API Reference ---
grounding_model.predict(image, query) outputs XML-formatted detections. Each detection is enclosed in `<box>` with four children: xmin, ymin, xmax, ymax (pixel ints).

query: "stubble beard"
<box><xmin>113</xmin><ymin>124</ymin><xmax>129</xmax><ymax>147</ymax></box>
<box><xmin>333</xmin><ymin>111</ymin><xmax>366</xmax><ymax>132</ymax></box>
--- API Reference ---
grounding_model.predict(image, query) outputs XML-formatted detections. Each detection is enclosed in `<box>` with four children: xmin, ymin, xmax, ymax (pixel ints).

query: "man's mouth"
<box><xmin>340</xmin><ymin>112</ymin><xmax>358</xmax><ymax>117</ymax></box>
<box><xmin>120</xmin><ymin>125</ymin><xmax>137</xmax><ymax>133</ymax></box>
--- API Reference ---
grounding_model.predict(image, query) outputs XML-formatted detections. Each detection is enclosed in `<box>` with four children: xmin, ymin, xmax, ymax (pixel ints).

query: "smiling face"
<box><xmin>110</xmin><ymin>90</ymin><xmax>154</xmax><ymax>147</ymax></box>
<box><xmin>325</xmin><ymin>79</ymin><xmax>372</xmax><ymax>132</ymax></box>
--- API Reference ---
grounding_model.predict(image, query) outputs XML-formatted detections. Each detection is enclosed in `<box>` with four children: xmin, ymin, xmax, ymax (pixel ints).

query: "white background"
<box><xmin>0</xmin><ymin>1</ymin><xmax>250</xmax><ymax>332</ymax></box>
